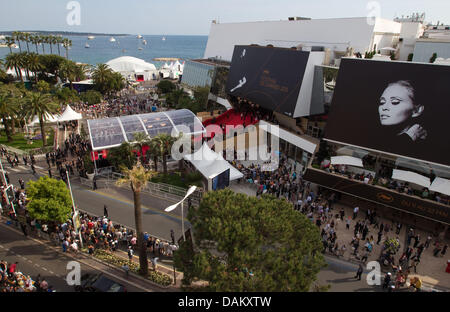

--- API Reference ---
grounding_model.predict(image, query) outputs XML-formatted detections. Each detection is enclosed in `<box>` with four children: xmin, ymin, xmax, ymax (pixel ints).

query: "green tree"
<box><xmin>36</xmin><ymin>80</ymin><xmax>51</xmax><ymax>93</ymax></box>
<box><xmin>26</xmin><ymin>176</ymin><xmax>73</xmax><ymax>224</ymax></box>
<box><xmin>23</xmin><ymin>52</ymin><xmax>43</xmax><ymax>83</ymax></box>
<box><xmin>150</xmin><ymin>133</ymin><xmax>177</xmax><ymax>174</ymax></box>
<box><xmin>92</xmin><ymin>63</ymin><xmax>113</xmax><ymax>94</ymax></box>
<box><xmin>54</xmin><ymin>87</ymin><xmax>79</xmax><ymax>104</ymax></box>
<box><xmin>116</xmin><ymin>165</ymin><xmax>157</xmax><ymax>276</ymax></box>
<box><xmin>156</xmin><ymin>80</ymin><xmax>176</xmax><ymax>94</ymax></box>
<box><xmin>107</xmin><ymin>142</ymin><xmax>137</xmax><ymax>171</ymax></box>
<box><xmin>193</xmin><ymin>86</ymin><xmax>210</xmax><ymax>111</ymax></box>
<box><xmin>0</xmin><ymin>84</ymin><xmax>20</xmax><ymax>142</ymax></box>
<box><xmin>24</xmin><ymin>92</ymin><xmax>59</xmax><ymax>146</ymax></box>
<box><xmin>79</xmin><ymin>90</ymin><xmax>102</xmax><ymax>105</ymax></box>
<box><xmin>5</xmin><ymin>36</ymin><xmax>15</xmax><ymax>54</ymax></box>
<box><xmin>132</xmin><ymin>132</ymin><xmax>151</xmax><ymax>165</ymax></box>
<box><xmin>429</xmin><ymin>52</ymin><xmax>438</xmax><ymax>63</ymax></box>
<box><xmin>5</xmin><ymin>53</ymin><xmax>24</xmax><ymax>82</ymax></box>
<box><xmin>174</xmin><ymin>190</ymin><xmax>326</xmax><ymax>291</ymax></box>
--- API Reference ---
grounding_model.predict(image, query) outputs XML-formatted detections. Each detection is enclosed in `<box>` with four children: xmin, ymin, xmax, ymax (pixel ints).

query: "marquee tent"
<box><xmin>331</xmin><ymin>156</ymin><xmax>364</xmax><ymax>167</ymax></box>
<box><xmin>184</xmin><ymin>143</ymin><xmax>244</xmax><ymax>181</ymax></box>
<box><xmin>57</xmin><ymin>105</ymin><xmax>83</xmax><ymax>122</ymax></box>
<box><xmin>28</xmin><ymin>113</ymin><xmax>60</xmax><ymax>126</ymax></box>
<box><xmin>106</xmin><ymin>56</ymin><xmax>158</xmax><ymax>81</ymax></box>
<box><xmin>392</xmin><ymin>169</ymin><xmax>431</xmax><ymax>188</ymax></box>
<box><xmin>429</xmin><ymin>177</ymin><xmax>450</xmax><ymax>196</ymax></box>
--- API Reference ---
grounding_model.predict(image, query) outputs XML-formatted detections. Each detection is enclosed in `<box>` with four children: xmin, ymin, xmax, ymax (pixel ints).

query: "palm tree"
<box><xmin>24</xmin><ymin>92</ymin><xmax>59</xmax><ymax>146</ymax></box>
<box><xmin>5</xmin><ymin>53</ymin><xmax>23</xmax><ymax>82</ymax></box>
<box><xmin>25</xmin><ymin>52</ymin><xmax>43</xmax><ymax>83</ymax></box>
<box><xmin>39</xmin><ymin>35</ymin><xmax>46</xmax><ymax>54</ymax></box>
<box><xmin>150</xmin><ymin>133</ymin><xmax>178</xmax><ymax>174</ymax></box>
<box><xmin>56</xmin><ymin>35</ymin><xmax>62</xmax><ymax>56</ymax></box>
<box><xmin>12</xmin><ymin>31</ymin><xmax>22</xmax><ymax>53</ymax></box>
<box><xmin>48</xmin><ymin>35</ymin><xmax>54</xmax><ymax>54</ymax></box>
<box><xmin>116</xmin><ymin>165</ymin><xmax>157</xmax><ymax>276</ymax></box>
<box><xmin>0</xmin><ymin>85</ymin><xmax>20</xmax><ymax>142</ymax></box>
<box><xmin>23</xmin><ymin>32</ymin><xmax>31</xmax><ymax>53</ymax></box>
<box><xmin>62</xmin><ymin>38</ymin><xmax>72</xmax><ymax>59</ymax></box>
<box><xmin>30</xmin><ymin>35</ymin><xmax>39</xmax><ymax>54</ymax></box>
<box><xmin>19</xmin><ymin>52</ymin><xmax>31</xmax><ymax>81</ymax></box>
<box><xmin>132</xmin><ymin>132</ymin><xmax>151</xmax><ymax>165</ymax></box>
<box><xmin>92</xmin><ymin>63</ymin><xmax>113</xmax><ymax>94</ymax></box>
<box><xmin>5</xmin><ymin>36</ymin><xmax>15</xmax><ymax>54</ymax></box>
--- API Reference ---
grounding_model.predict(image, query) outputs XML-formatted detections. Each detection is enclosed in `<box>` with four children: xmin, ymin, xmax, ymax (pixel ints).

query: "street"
<box><xmin>0</xmin><ymin>220</ymin><xmax>145</xmax><ymax>292</ymax></box>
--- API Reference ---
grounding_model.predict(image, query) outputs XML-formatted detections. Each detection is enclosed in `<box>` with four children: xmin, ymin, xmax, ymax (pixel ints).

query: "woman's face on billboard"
<box><xmin>379</xmin><ymin>83</ymin><xmax>415</xmax><ymax>126</ymax></box>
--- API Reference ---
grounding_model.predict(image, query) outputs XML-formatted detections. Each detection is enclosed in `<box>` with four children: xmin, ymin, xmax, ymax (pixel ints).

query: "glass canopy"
<box><xmin>87</xmin><ymin>109</ymin><xmax>205</xmax><ymax>150</ymax></box>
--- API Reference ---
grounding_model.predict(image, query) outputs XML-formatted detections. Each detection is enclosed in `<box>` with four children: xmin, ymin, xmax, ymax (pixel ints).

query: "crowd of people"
<box><xmin>73</xmin><ymin>91</ymin><xmax>160</xmax><ymax>120</ymax></box>
<box><xmin>0</xmin><ymin>260</ymin><xmax>54</xmax><ymax>292</ymax></box>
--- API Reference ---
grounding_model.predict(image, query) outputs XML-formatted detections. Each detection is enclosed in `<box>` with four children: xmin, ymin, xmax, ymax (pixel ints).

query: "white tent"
<box><xmin>331</xmin><ymin>156</ymin><xmax>364</xmax><ymax>167</ymax></box>
<box><xmin>392</xmin><ymin>169</ymin><xmax>431</xmax><ymax>188</ymax></box>
<box><xmin>395</xmin><ymin>157</ymin><xmax>450</xmax><ymax>179</ymax></box>
<box><xmin>57</xmin><ymin>105</ymin><xmax>83</xmax><ymax>122</ymax></box>
<box><xmin>429</xmin><ymin>177</ymin><xmax>450</xmax><ymax>196</ymax></box>
<box><xmin>184</xmin><ymin>143</ymin><xmax>244</xmax><ymax>181</ymax></box>
<box><xmin>106</xmin><ymin>56</ymin><xmax>158</xmax><ymax>81</ymax></box>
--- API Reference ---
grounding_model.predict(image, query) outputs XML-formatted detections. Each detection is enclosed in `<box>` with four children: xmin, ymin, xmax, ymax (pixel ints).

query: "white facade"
<box><xmin>204</xmin><ymin>17</ymin><xmax>401</xmax><ymax>63</ymax></box>
<box><xmin>397</xmin><ymin>22</ymin><xmax>425</xmax><ymax>61</ymax></box>
<box><xmin>106</xmin><ymin>56</ymin><xmax>159</xmax><ymax>81</ymax></box>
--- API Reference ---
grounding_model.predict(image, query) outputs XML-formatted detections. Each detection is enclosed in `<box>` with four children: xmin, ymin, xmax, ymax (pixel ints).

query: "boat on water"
<box><xmin>87</xmin><ymin>36</ymin><xmax>95</xmax><ymax>40</ymax></box>
<box><xmin>138</xmin><ymin>47</ymin><xmax>143</xmax><ymax>50</ymax></box>
<box><xmin>162</xmin><ymin>36</ymin><xmax>166</xmax><ymax>41</ymax></box>
<box><xmin>137</xmin><ymin>35</ymin><xmax>143</xmax><ymax>39</ymax></box>
<box><xmin>142</xmin><ymin>39</ymin><xmax>147</xmax><ymax>45</ymax></box>
<box><xmin>109</xmin><ymin>37</ymin><xmax>116</xmax><ymax>42</ymax></box>
<box><xmin>85</xmin><ymin>43</ymin><xmax>90</xmax><ymax>48</ymax></box>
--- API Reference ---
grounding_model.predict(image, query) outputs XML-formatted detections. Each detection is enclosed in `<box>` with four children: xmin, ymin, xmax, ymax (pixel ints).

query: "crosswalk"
<box><xmin>6</xmin><ymin>164</ymin><xmax>44</xmax><ymax>172</ymax></box>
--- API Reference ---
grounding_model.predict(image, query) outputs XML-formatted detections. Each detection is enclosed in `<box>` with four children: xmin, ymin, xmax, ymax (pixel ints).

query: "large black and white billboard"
<box><xmin>226</xmin><ymin>45</ymin><xmax>309</xmax><ymax>117</ymax></box>
<box><xmin>324</xmin><ymin>58</ymin><xmax>450</xmax><ymax>167</ymax></box>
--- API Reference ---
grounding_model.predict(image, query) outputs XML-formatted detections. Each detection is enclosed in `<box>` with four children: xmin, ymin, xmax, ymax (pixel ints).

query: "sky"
<box><xmin>0</xmin><ymin>0</ymin><xmax>449</xmax><ymax>35</ymax></box>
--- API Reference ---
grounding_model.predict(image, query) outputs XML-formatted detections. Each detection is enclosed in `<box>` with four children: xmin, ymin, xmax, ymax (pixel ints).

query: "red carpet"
<box><xmin>202</xmin><ymin>109</ymin><xmax>259</xmax><ymax>139</ymax></box>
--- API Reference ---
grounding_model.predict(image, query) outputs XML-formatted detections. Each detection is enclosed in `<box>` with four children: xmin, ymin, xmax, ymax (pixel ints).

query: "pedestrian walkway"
<box><xmin>318</xmin><ymin>200</ymin><xmax>450</xmax><ymax>290</ymax></box>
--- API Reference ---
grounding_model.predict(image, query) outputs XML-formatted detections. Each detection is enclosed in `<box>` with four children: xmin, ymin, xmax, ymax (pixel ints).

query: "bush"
<box><xmin>80</xmin><ymin>90</ymin><xmax>103</xmax><ymax>105</ymax></box>
<box><xmin>156</xmin><ymin>80</ymin><xmax>176</xmax><ymax>94</ymax></box>
<box><xmin>93</xmin><ymin>249</ymin><xmax>173</xmax><ymax>286</ymax></box>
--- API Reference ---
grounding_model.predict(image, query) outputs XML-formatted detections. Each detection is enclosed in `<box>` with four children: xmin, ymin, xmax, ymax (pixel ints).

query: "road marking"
<box><xmin>28</xmin><ymin>260</ymin><xmax>33</xmax><ymax>263</ymax></box>
<box><xmin>49</xmin><ymin>271</ymin><xmax>54</xmax><ymax>274</ymax></box>
<box><xmin>22</xmin><ymin>256</ymin><xmax>27</xmax><ymax>260</ymax></box>
<box><xmin>9</xmin><ymin>167</ymin><xmax>20</xmax><ymax>172</ymax></box>
<box><xmin>42</xmin><ymin>267</ymin><xmax>48</xmax><ymax>271</ymax></box>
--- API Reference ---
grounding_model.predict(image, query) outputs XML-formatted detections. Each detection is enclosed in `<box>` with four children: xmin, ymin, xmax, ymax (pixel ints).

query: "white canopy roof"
<box><xmin>184</xmin><ymin>143</ymin><xmax>244</xmax><ymax>181</ymax></box>
<box><xmin>392</xmin><ymin>169</ymin><xmax>431</xmax><ymax>188</ymax></box>
<box><xmin>28</xmin><ymin>113</ymin><xmax>60</xmax><ymax>126</ymax></box>
<box><xmin>106</xmin><ymin>56</ymin><xmax>157</xmax><ymax>73</ymax></box>
<box><xmin>57</xmin><ymin>105</ymin><xmax>83</xmax><ymax>122</ymax></box>
<box><xmin>429</xmin><ymin>177</ymin><xmax>450</xmax><ymax>196</ymax></box>
<box><xmin>331</xmin><ymin>156</ymin><xmax>364</xmax><ymax>167</ymax></box>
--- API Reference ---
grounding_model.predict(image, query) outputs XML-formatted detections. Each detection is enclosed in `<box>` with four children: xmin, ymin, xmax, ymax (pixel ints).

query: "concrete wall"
<box><xmin>412</xmin><ymin>40</ymin><xmax>450</xmax><ymax>63</ymax></box>
<box><xmin>204</xmin><ymin>18</ymin><xmax>385</xmax><ymax>62</ymax></box>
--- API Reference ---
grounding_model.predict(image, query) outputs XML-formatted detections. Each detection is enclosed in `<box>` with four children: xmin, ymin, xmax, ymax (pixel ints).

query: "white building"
<box><xmin>203</xmin><ymin>17</ymin><xmax>402</xmax><ymax>65</ymax></box>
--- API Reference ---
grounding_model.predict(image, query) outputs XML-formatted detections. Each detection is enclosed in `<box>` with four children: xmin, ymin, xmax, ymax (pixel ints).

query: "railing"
<box><xmin>80</xmin><ymin>173</ymin><xmax>203</xmax><ymax>206</ymax></box>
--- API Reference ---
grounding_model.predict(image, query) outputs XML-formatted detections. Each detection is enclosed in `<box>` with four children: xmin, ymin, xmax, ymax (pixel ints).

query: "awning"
<box><xmin>429</xmin><ymin>177</ymin><xmax>450</xmax><ymax>196</ymax></box>
<box><xmin>395</xmin><ymin>157</ymin><xmax>450</xmax><ymax>179</ymax></box>
<box><xmin>28</xmin><ymin>113</ymin><xmax>60</xmax><ymax>126</ymax></box>
<box><xmin>331</xmin><ymin>156</ymin><xmax>363</xmax><ymax>167</ymax></box>
<box><xmin>336</xmin><ymin>146</ymin><xmax>369</xmax><ymax>158</ymax></box>
<box><xmin>184</xmin><ymin>143</ymin><xmax>244</xmax><ymax>181</ymax></box>
<box><xmin>392</xmin><ymin>169</ymin><xmax>431</xmax><ymax>188</ymax></box>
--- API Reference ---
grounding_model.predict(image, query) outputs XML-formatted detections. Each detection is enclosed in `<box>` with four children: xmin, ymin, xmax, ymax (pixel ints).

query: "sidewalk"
<box><xmin>0</xmin><ymin>215</ymin><xmax>182</xmax><ymax>291</ymax></box>
<box><xmin>319</xmin><ymin>200</ymin><xmax>450</xmax><ymax>291</ymax></box>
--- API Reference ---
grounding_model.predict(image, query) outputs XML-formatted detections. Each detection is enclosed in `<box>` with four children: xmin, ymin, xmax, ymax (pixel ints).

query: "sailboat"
<box><xmin>85</xmin><ymin>43</ymin><xmax>90</xmax><ymax>48</ymax></box>
<box><xmin>162</xmin><ymin>36</ymin><xmax>166</xmax><ymax>41</ymax></box>
<box><xmin>87</xmin><ymin>36</ymin><xmax>95</xmax><ymax>40</ymax></box>
<box><xmin>137</xmin><ymin>34</ymin><xmax>143</xmax><ymax>39</ymax></box>
<box><xmin>142</xmin><ymin>39</ymin><xmax>147</xmax><ymax>45</ymax></box>
<box><xmin>109</xmin><ymin>37</ymin><xmax>116</xmax><ymax>42</ymax></box>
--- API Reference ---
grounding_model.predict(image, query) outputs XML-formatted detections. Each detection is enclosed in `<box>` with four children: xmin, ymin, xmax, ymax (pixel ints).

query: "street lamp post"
<box><xmin>165</xmin><ymin>185</ymin><xmax>197</xmax><ymax>286</ymax></box>
<box><xmin>164</xmin><ymin>185</ymin><xmax>197</xmax><ymax>242</ymax></box>
<box><xmin>66</xmin><ymin>170</ymin><xmax>83</xmax><ymax>248</ymax></box>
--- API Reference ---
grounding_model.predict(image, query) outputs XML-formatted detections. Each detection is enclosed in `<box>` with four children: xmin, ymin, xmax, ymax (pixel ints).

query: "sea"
<box><xmin>0</xmin><ymin>34</ymin><xmax>208</xmax><ymax>69</ymax></box>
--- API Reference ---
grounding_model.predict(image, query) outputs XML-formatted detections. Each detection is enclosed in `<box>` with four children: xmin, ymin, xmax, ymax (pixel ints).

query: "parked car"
<box><xmin>74</xmin><ymin>273</ymin><xmax>127</xmax><ymax>292</ymax></box>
